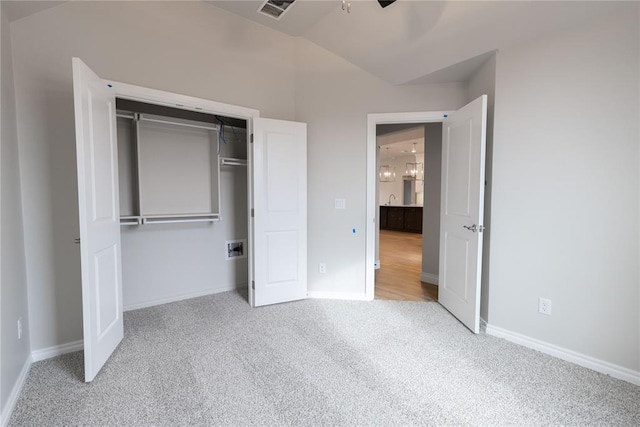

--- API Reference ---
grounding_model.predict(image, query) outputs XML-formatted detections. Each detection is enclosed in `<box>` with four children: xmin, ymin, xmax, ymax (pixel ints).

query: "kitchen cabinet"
<box><xmin>379</xmin><ymin>206</ymin><xmax>423</xmax><ymax>233</ymax></box>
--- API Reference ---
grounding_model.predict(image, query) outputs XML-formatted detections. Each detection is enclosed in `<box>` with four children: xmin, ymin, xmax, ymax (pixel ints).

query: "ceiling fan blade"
<box><xmin>378</xmin><ymin>1</ymin><xmax>397</xmax><ymax>8</ymax></box>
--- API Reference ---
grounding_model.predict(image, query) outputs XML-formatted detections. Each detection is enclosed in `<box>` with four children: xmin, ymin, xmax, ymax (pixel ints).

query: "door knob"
<box><xmin>463</xmin><ymin>224</ymin><xmax>478</xmax><ymax>232</ymax></box>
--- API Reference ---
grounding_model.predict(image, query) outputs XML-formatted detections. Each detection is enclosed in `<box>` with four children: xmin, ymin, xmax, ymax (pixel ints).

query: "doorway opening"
<box><xmin>366</xmin><ymin>96</ymin><xmax>488</xmax><ymax>334</ymax></box>
<box><xmin>365</xmin><ymin>111</ymin><xmax>450</xmax><ymax>301</ymax></box>
<box><xmin>375</xmin><ymin>123</ymin><xmax>441</xmax><ymax>301</ymax></box>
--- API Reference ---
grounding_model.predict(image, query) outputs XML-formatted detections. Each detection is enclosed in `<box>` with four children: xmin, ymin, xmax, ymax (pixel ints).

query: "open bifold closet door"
<box><xmin>73</xmin><ymin>58</ymin><xmax>309</xmax><ymax>382</ymax></box>
<box><xmin>72</xmin><ymin>58</ymin><xmax>124</xmax><ymax>382</ymax></box>
<box><xmin>250</xmin><ymin>118</ymin><xmax>307</xmax><ymax>307</ymax></box>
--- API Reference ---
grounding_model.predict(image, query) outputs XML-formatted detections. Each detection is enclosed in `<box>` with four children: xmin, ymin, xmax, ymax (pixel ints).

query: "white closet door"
<box><xmin>438</xmin><ymin>95</ymin><xmax>487</xmax><ymax>334</ymax></box>
<box><xmin>72</xmin><ymin>58</ymin><xmax>124</xmax><ymax>381</ymax></box>
<box><xmin>251</xmin><ymin>118</ymin><xmax>307</xmax><ymax>307</ymax></box>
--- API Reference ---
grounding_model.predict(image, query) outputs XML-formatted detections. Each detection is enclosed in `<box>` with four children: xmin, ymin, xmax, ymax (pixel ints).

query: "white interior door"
<box><xmin>438</xmin><ymin>95</ymin><xmax>487</xmax><ymax>333</ymax></box>
<box><xmin>73</xmin><ymin>58</ymin><xmax>124</xmax><ymax>381</ymax></box>
<box><xmin>251</xmin><ymin>118</ymin><xmax>307</xmax><ymax>307</ymax></box>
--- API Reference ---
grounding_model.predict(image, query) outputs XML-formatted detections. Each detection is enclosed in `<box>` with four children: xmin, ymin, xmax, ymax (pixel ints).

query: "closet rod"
<box><xmin>139</xmin><ymin>115</ymin><xmax>219</xmax><ymax>132</ymax></box>
<box><xmin>142</xmin><ymin>217</ymin><xmax>219</xmax><ymax>225</ymax></box>
<box><xmin>116</xmin><ymin>112</ymin><xmax>135</xmax><ymax>120</ymax></box>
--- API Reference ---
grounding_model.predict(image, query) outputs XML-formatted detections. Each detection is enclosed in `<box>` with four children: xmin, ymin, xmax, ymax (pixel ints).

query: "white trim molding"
<box><xmin>486</xmin><ymin>324</ymin><xmax>640</xmax><ymax>386</ymax></box>
<box><xmin>108</xmin><ymin>80</ymin><xmax>259</xmax><ymax>120</ymax></box>
<box><xmin>31</xmin><ymin>340</ymin><xmax>84</xmax><ymax>363</ymax></box>
<box><xmin>308</xmin><ymin>291</ymin><xmax>371</xmax><ymax>301</ymax></box>
<box><xmin>420</xmin><ymin>272</ymin><xmax>439</xmax><ymax>285</ymax></box>
<box><xmin>124</xmin><ymin>284</ymin><xmax>245</xmax><ymax>312</ymax></box>
<box><xmin>1</xmin><ymin>356</ymin><xmax>31</xmax><ymax>427</ymax></box>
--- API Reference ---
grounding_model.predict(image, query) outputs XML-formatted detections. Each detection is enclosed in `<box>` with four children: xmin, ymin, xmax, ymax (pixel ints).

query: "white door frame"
<box><xmin>365</xmin><ymin>111</ymin><xmax>452</xmax><ymax>300</ymax></box>
<box><xmin>101</xmin><ymin>79</ymin><xmax>260</xmax><ymax>303</ymax></box>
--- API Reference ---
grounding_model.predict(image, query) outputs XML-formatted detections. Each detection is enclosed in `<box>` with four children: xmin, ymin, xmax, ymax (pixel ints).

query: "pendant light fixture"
<box><xmin>379</xmin><ymin>147</ymin><xmax>396</xmax><ymax>182</ymax></box>
<box><xmin>405</xmin><ymin>162</ymin><xmax>423</xmax><ymax>180</ymax></box>
<box><xmin>411</xmin><ymin>142</ymin><xmax>417</xmax><ymax>153</ymax></box>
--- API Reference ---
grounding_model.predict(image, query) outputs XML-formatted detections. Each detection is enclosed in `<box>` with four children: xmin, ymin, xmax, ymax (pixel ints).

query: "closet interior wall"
<box><xmin>115</xmin><ymin>99</ymin><xmax>249</xmax><ymax>310</ymax></box>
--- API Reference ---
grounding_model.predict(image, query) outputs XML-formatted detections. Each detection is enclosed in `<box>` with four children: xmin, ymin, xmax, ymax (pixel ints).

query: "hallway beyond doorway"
<box><xmin>375</xmin><ymin>230</ymin><xmax>438</xmax><ymax>302</ymax></box>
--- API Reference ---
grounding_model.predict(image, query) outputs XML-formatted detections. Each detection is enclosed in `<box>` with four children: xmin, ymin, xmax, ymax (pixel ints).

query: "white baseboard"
<box><xmin>124</xmin><ymin>283</ymin><xmax>245</xmax><ymax>311</ymax></box>
<box><xmin>1</xmin><ymin>355</ymin><xmax>31</xmax><ymax>427</ymax></box>
<box><xmin>307</xmin><ymin>291</ymin><xmax>371</xmax><ymax>301</ymax></box>
<box><xmin>31</xmin><ymin>340</ymin><xmax>84</xmax><ymax>363</ymax></box>
<box><xmin>486</xmin><ymin>324</ymin><xmax>640</xmax><ymax>386</ymax></box>
<box><xmin>420</xmin><ymin>272</ymin><xmax>439</xmax><ymax>285</ymax></box>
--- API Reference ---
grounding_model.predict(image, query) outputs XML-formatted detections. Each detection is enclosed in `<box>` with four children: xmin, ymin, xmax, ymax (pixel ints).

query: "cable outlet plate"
<box><xmin>538</xmin><ymin>298</ymin><xmax>552</xmax><ymax>315</ymax></box>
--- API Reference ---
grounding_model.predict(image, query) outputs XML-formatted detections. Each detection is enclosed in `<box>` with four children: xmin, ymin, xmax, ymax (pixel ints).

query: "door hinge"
<box><xmin>250</xmin><ymin>134</ymin><xmax>254</xmax><ymax>143</ymax></box>
<box><xmin>251</xmin><ymin>280</ymin><xmax>255</xmax><ymax>290</ymax></box>
<box><xmin>74</xmin><ymin>238</ymin><xmax>81</xmax><ymax>244</ymax></box>
<box><xmin>251</xmin><ymin>208</ymin><xmax>254</xmax><ymax>218</ymax></box>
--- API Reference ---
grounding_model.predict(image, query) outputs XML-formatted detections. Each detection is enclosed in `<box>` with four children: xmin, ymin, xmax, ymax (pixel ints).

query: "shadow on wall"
<box><xmin>46</xmin><ymin>84</ymin><xmax>84</xmax><ymax>346</ymax></box>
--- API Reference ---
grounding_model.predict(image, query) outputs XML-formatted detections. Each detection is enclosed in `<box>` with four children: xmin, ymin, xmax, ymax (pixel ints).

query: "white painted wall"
<box><xmin>9</xmin><ymin>1</ymin><xmax>296</xmax><ymax>352</ymax></box>
<box><xmin>465</xmin><ymin>54</ymin><xmax>496</xmax><ymax>322</ymax></box>
<box><xmin>295</xmin><ymin>38</ymin><xmax>467</xmax><ymax>296</ymax></box>
<box><xmin>1</xmin><ymin>4</ymin><xmax>31</xmax><ymax>418</ymax></box>
<box><xmin>489</xmin><ymin>8</ymin><xmax>639</xmax><ymax>371</ymax></box>
<box><xmin>421</xmin><ymin>123</ymin><xmax>442</xmax><ymax>283</ymax></box>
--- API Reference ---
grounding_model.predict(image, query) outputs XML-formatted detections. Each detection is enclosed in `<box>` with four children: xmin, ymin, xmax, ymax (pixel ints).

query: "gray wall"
<box><xmin>294</xmin><ymin>37</ymin><xmax>466</xmax><ymax>296</ymax></box>
<box><xmin>1</xmin><ymin>4</ymin><xmax>31</xmax><ymax>418</ymax></box>
<box><xmin>421</xmin><ymin>123</ymin><xmax>442</xmax><ymax>282</ymax></box>
<box><xmin>488</xmin><ymin>8</ymin><xmax>639</xmax><ymax>371</ymax></box>
<box><xmin>465</xmin><ymin>54</ymin><xmax>496</xmax><ymax>322</ymax></box>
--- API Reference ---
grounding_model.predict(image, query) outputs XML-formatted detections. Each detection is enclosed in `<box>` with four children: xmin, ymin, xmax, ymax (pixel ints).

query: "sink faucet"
<box><xmin>388</xmin><ymin>194</ymin><xmax>396</xmax><ymax>205</ymax></box>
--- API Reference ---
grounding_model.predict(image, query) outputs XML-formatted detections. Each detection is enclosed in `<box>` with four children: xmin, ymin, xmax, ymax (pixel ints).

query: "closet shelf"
<box><xmin>120</xmin><ymin>216</ymin><xmax>141</xmax><ymax>226</ymax></box>
<box><xmin>120</xmin><ymin>213</ymin><xmax>220</xmax><ymax>226</ymax></box>
<box><xmin>220</xmin><ymin>157</ymin><xmax>247</xmax><ymax>167</ymax></box>
<box><xmin>142</xmin><ymin>213</ymin><xmax>220</xmax><ymax>225</ymax></box>
<box><xmin>139</xmin><ymin>114</ymin><xmax>220</xmax><ymax>132</ymax></box>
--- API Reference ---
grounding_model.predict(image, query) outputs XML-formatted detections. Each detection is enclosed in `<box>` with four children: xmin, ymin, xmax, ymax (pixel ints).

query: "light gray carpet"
<box><xmin>9</xmin><ymin>291</ymin><xmax>640</xmax><ymax>426</ymax></box>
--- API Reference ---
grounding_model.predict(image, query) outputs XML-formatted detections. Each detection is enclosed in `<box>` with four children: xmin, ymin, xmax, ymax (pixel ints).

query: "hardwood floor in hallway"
<box><xmin>375</xmin><ymin>230</ymin><xmax>438</xmax><ymax>302</ymax></box>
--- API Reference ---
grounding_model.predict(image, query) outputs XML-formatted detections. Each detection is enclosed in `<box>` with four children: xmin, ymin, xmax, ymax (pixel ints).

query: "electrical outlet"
<box><xmin>17</xmin><ymin>317</ymin><xmax>23</xmax><ymax>340</ymax></box>
<box><xmin>319</xmin><ymin>263</ymin><xmax>327</xmax><ymax>274</ymax></box>
<box><xmin>538</xmin><ymin>298</ymin><xmax>552</xmax><ymax>315</ymax></box>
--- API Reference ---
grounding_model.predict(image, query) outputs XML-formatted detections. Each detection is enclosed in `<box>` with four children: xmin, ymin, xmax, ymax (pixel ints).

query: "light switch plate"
<box><xmin>335</xmin><ymin>199</ymin><xmax>346</xmax><ymax>209</ymax></box>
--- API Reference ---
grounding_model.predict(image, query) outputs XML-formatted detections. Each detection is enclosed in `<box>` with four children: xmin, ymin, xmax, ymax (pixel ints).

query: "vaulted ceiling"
<box><xmin>2</xmin><ymin>1</ymin><xmax>632</xmax><ymax>85</ymax></box>
<box><xmin>210</xmin><ymin>0</ymin><xmax>631</xmax><ymax>85</ymax></box>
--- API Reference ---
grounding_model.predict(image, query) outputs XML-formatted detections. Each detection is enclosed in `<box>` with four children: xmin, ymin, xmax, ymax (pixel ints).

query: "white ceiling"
<box><xmin>2</xmin><ymin>1</ymin><xmax>633</xmax><ymax>85</ymax></box>
<box><xmin>210</xmin><ymin>0</ymin><xmax>631</xmax><ymax>85</ymax></box>
<box><xmin>377</xmin><ymin>125</ymin><xmax>424</xmax><ymax>158</ymax></box>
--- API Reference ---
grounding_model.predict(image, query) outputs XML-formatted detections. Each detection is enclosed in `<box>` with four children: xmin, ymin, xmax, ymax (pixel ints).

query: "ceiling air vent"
<box><xmin>258</xmin><ymin>0</ymin><xmax>296</xmax><ymax>20</ymax></box>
